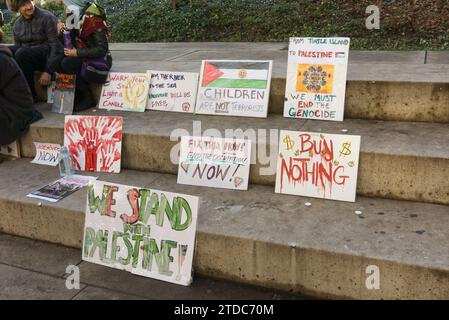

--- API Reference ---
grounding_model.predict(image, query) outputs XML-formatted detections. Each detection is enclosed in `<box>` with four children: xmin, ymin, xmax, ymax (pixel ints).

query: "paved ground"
<box><xmin>0</xmin><ymin>232</ymin><xmax>307</xmax><ymax>300</ymax></box>
<box><xmin>106</xmin><ymin>43</ymin><xmax>449</xmax><ymax>83</ymax></box>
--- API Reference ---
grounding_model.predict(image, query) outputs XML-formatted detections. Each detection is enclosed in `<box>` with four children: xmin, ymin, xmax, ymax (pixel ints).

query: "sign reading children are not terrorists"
<box><xmin>83</xmin><ymin>180</ymin><xmax>199</xmax><ymax>286</ymax></box>
<box><xmin>196</xmin><ymin>60</ymin><xmax>273</xmax><ymax>118</ymax></box>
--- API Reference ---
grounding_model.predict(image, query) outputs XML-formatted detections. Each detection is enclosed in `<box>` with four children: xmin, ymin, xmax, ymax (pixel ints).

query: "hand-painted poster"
<box><xmin>275</xmin><ymin>130</ymin><xmax>360</xmax><ymax>202</ymax></box>
<box><xmin>64</xmin><ymin>116</ymin><xmax>123</xmax><ymax>173</ymax></box>
<box><xmin>47</xmin><ymin>80</ymin><xmax>56</xmax><ymax>104</ymax></box>
<box><xmin>147</xmin><ymin>71</ymin><xmax>198</xmax><ymax>113</ymax></box>
<box><xmin>31</xmin><ymin>142</ymin><xmax>61</xmax><ymax>166</ymax></box>
<box><xmin>0</xmin><ymin>141</ymin><xmax>20</xmax><ymax>158</ymax></box>
<box><xmin>177</xmin><ymin>136</ymin><xmax>251</xmax><ymax>190</ymax></box>
<box><xmin>83</xmin><ymin>180</ymin><xmax>199</xmax><ymax>286</ymax></box>
<box><xmin>99</xmin><ymin>72</ymin><xmax>149</xmax><ymax>112</ymax></box>
<box><xmin>195</xmin><ymin>60</ymin><xmax>273</xmax><ymax>118</ymax></box>
<box><xmin>284</xmin><ymin>37</ymin><xmax>350</xmax><ymax>122</ymax></box>
<box><xmin>52</xmin><ymin>73</ymin><xmax>76</xmax><ymax>115</ymax></box>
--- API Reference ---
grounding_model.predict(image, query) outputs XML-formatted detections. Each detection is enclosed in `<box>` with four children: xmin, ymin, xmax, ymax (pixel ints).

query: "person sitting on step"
<box><xmin>0</xmin><ymin>28</ymin><xmax>43</xmax><ymax>148</ymax></box>
<box><xmin>6</xmin><ymin>0</ymin><xmax>63</xmax><ymax>102</ymax></box>
<box><xmin>57</xmin><ymin>0</ymin><xmax>112</xmax><ymax>112</ymax></box>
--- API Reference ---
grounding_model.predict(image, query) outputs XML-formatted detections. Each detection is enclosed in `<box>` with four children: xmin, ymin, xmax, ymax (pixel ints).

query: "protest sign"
<box><xmin>275</xmin><ymin>130</ymin><xmax>360</xmax><ymax>202</ymax></box>
<box><xmin>177</xmin><ymin>136</ymin><xmax>251</xmax><ymax>190</ymax></box>
<box><xmin>99</xmin><ymin>72</ymin><xmax>149</xmax><ymax>112</ymax></box>
<box><xmin>147</xmin><ymin>71</ymin><xmax>198</xmax><ymax>113</ymax></box>
<box><xmin>284</xmin><ymin>37</ymin><xmax>350</xmax><ymax>122</ymax></box>
<box><xmin>64</xmin><ymin>116</ymin><xmax>123</xmax><ymax>173</ymax></box>
<box><xmin>83</xmin><ymin>180</ymin><xmax>199</xmax><ymax>286</ymax></box>
<box><xmin>52</xmin><ymin>73</ymin><xmax>76</xmax><ymax>115</ymax></box>
<box><xmin>195</xmin><ymin>60</ymin><xmax>272</xmax><ymax>118</ymax></box>
<box><xmin>31</xmin><ymin>142</ymin><xmax>61</xmax><ymax>166</ymax></box>
<box><xmin>0</xmin><ymin>141</ymin><xmax>20</xmax><ymax>158</ymax></box>
<box><xmin>47</xmin><ymin>80</ymin><xmax>56</xmax><ymax>104</ymax></box>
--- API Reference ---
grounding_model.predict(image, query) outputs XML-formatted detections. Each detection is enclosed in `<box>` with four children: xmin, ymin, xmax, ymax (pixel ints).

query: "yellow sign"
<box><xmin>296</xmin><ymin>64</ymin><xmax>334</xmax><ymax>94</ymax></box>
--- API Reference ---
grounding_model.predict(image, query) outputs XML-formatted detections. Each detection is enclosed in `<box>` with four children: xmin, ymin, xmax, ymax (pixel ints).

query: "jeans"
<box><xmin>9</xmin><ymin>45</ymin><xmax>49</xmax><ymax>99</ymax></box>
<box><xmin>59</xmin><ymin>56</ymin><xmax>95</xmax><ymax>112</ymax></box>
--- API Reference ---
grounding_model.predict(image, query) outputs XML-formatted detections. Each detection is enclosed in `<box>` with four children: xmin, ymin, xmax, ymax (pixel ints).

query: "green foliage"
<box><xmin>3</xmin><ymin>0</ymin><xmax>446</xmax><ymax>49</ymax></box>
<box><xmin>93</xmin><ymin>0</ymin><xmax>448</xmax><ymax>49</ymax></box>
<box><xmin>41</xmin><ymin>1</ymin><xmax>66</xmax><ymax>21</ymax></box>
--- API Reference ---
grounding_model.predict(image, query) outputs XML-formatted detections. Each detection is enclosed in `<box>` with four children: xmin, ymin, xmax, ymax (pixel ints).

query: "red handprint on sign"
<box><xmin>64</xmin><ymin>116</ymin><xmax>123</xmax><ymax>173</ymax></box>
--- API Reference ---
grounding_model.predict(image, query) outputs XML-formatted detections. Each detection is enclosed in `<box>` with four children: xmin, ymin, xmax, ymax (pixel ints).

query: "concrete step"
<box><xmin>21</xmin><ymin>103</ymin><xmax>449</xmax><ymax>205</ymax></box>
<box><xmin>0</xmin><ymin>158</ymin><xmax>447</xmax><ymax>299</ymax></box>
<box><xmin>35</xmin><ymin>45</ymin><xmax>449</xmax><ymax>123</ymax></box>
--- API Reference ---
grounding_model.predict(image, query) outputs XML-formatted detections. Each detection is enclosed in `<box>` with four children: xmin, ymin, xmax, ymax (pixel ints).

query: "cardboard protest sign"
<box><xmin>31</xmin><ymin>142</ymin><xmax>61</xmax><ymax>166</ymax></box>
<box><xmin>52</xmin><ymin>73</ymin><xmax>76</xmax><ymax>115</ymax></box>
<box><xmin>177</xmin><ymin>136</ymin><xmax>251</xmax><ymax>190</ymax></box>
<box><xmin>64</xmin><ymin>116</ymin><xmax>123</xmax><ymax>173</ymax></box>
<box><xmin>99</xmin><ymin>72</ymin><xmax>149</xmax><ymax>112</ymax></box>
<box><xmin>275</xmin><ymin>130</ymin><xmax>360</xmax><ymax>202</ymax></box>
<box><xmin>83</xmin><ymin>180</ymin><xmax>199</xmax><ymax>286</ymax></box>
<box><xmin>284</xmin><ymin>37</ymin><xmax>350</xmax><ymax>122</ymax></box>
<box><xmin>195</xmin><ymin>60</ymin><xmax>273</xmax><ymax>118</ymax></box>
<box><xmin>147</xmin><ymin>71</ymin><xmax>198</xmax><ymax>113</ymax></box>
<box><xmin>0</xmin><ymin>141</ymin><xmax>20</xmax><ymax>158</ymax></box>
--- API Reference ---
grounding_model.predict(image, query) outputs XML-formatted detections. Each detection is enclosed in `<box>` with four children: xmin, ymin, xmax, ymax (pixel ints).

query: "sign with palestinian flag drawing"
<box><xmin>284</xmin><ymin>37</ymin><xmax>350</xmax><ymax>122</ymax></box>
<box><xmin>195</xmin><ymin>60</ymin><xmax>273</xmax><ymax>118</ymax></box>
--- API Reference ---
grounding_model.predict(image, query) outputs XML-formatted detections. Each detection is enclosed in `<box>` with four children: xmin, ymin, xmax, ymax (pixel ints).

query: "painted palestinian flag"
<box><xmin>201</xmin><ymin>61</ymin><xmax>270</xmax><ymax>89</ymax></box>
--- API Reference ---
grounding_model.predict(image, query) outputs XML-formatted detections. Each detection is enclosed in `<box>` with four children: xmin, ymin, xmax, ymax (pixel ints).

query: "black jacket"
<box><xmin>0</xmin><ymin>46</ymin><xmax>43</xmax><ymax>145</ymax></box>
<box><xmin>13</xmin><ymin>6</ymin><xmax>63</xmax><ymax>74</ymax></box>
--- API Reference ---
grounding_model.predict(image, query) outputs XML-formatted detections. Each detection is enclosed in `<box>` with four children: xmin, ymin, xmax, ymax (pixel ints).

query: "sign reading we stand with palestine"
<box><xmin>195</xmin><ymin>60</ymin><xmax>273</xmax><ymax>118</ymax></box>
<box><xmin>284</xmin><ymin>37</ymin><xmax>350</xmax><ymax>122</ymax></box>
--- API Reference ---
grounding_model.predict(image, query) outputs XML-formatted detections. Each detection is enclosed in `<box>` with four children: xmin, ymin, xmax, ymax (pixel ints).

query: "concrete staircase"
<box><xmin>2</xmin><ymin>43</ymin><xmax>449</xmax><ymax>299</ymax></box>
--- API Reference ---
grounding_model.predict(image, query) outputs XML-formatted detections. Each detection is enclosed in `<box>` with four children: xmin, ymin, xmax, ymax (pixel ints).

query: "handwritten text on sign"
<box><xmin>177</xmin><ymin>136</ymin><xmax>251</xmax><ymax>190</ymax></box>
<box><xmin>99</xmin><ymin>73</ymin><xmax>149</xmax><ymax>112</ymax></box>
<box><xmin>147</xmin><ymin>71</ymin><xmax>198</xmax><ymax>113</ymax></box>
<box><xmin>31</xmin><ymin>142</ymin><xmax>61</xmax><ymax>166</ymax></box>
<box><xmin>275</xmin><ymin>130</ymin><xmax>360</xmax><ymax>202</ymax></box>
<box><xmin>83</xmin><ymin>180</ymin><xmax>199</xmax><ymax>286</ymax></box>
<box><xmin>195</xmin><ymin>60</ymin><xmax>273</xmax><ymax>118</ymax></box>
<box><xmin>284</xmin><ymin>37</ymin><xmax>350</xmax><ymax>122</ymax></box>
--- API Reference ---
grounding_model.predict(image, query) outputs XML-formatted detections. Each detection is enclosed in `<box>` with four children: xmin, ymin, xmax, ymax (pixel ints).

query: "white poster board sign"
<box><xmin>177</xmin><ymin>136</ymin><xmax>251</xmax><ymax>190</ymax></box>
<box><xmin>31</xmin><ymin>142</ymin><xmax>61</xmax><ymax>166</ymax></box>
<box><xmin>195</xmin><ymin>60</ymin><xmax>273</xmax><ymax>118</ymax></box>
<box><xmin>275</xmin><ymin>130</ymin><xmax>360</xmax><ymax>202</ymax></box>
<box><xmin>83</xmin><ymin>180</ymin><xmax>199</xmax><ymax>286</ymax></box>
<box><xmin>284</xmin><ymin>37</ymin><xmax>350</xmax><ymax>121</ymax></box>
<box><xmin>146</xmin><ymin>71</ymin><xmax>198</xmax><ymax>113</ymax></box>
<box><xmin>64</xmin><ymin>116</ymin><xmax>123</xmax><ymax>173</ymax></box>
<box><xmin>99</xmin><ymin>72</ymin><xmax>149</xmax><ymax>112</ymax></box>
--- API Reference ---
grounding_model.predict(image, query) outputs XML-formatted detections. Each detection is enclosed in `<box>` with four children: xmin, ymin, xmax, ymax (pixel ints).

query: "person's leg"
<box><xmin>60</xmin><ymin>57</ymin><xmax>96</xmax><ymax>112</ymax></box>
<box><xmin>13</xmin><ymin>46</ymin><xmax>48</xmax><ymax>100</ymax></box>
